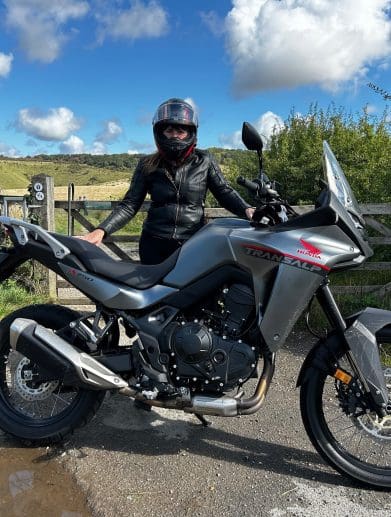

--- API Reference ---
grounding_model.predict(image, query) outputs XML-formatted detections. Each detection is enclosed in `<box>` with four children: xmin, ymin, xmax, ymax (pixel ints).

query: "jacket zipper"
<box><xmin>173</xmin><ymin>166</ymin><xmax>184</xmax><ymax>239</ymax></box>
<box><xmin>164</xmin><ymin>166</ymin><xmax>183</xmax><ymax>240</ymax></box>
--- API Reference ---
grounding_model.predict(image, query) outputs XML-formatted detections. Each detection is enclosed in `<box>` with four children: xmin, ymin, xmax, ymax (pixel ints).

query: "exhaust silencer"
<box><xmin>10</xmin><ymin>318</ymin><xmax>128</xmax><ymax>390</ymax></box>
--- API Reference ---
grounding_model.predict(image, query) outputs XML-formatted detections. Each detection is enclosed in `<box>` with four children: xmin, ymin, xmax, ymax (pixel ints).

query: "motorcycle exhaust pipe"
<box><xmin>120</xmin><ymin>354</ymin><xmax>276</xmax><ymax>417</ymax></box>
<box><xmin>10</xmin><ymin>318</ymin><xmax>128</xmax><ymax>391</ymax></box>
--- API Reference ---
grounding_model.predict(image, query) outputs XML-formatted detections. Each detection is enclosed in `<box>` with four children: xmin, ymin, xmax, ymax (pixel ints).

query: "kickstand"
<box><xmin>194</xmin><ymin>413</ymin><xmax>212</xmax><ymax>427</ymax></box>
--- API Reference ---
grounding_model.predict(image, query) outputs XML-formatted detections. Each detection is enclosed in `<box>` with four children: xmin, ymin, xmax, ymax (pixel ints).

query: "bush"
<box><xmin>265</xmin><ymin>104</ymin><xmax>391</xmax><ymax>205</ymax></box>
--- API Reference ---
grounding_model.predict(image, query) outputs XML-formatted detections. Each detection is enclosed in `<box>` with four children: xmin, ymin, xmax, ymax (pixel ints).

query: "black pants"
<box><xmin>139</xmin><ymin>231</ymin><xmax>184</xmax><ymax>265</ymax></box>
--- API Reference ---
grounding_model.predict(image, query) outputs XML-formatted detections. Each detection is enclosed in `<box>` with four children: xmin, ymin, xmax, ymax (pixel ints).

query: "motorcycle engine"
<box><xmin>160</xmin><ymin>283</ymin><xmax>258</xmax><ymax>393</ymax></box>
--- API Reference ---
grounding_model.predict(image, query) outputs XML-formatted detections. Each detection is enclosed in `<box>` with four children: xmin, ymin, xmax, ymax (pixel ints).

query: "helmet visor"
<box><xmin>153</xmin><ymin>100</ymin><xmax>198</xmax><ymax>127</ymax></box>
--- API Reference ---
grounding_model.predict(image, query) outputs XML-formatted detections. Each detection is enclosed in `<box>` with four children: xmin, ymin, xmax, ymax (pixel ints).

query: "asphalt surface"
<box><xmin>59</xmin><ymin>330</ymin><xmax>391</xmax><ymax>516</ymax></box>
<box><xmin>1</xmin><ymin>330</ymin><xmax>391</xmax><ymax>516</ymax></box>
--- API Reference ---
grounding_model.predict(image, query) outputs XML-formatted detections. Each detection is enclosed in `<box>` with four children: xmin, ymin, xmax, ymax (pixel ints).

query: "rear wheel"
<box><xmin>300</xmin><ymin>337</ymin><xmax>391</xmax><ymax>487</ymax></box>
<box><xmin>0</xmin><ymin>304</ymin><xmax>105</xmax><ymax>445</ymax></box>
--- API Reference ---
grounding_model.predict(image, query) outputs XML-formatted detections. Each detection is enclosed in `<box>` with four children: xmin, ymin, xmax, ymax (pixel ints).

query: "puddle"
<box><xmin>0</xmin><ymin>444</ymin><xmax>91</xmax><ymax>517</ymax></box>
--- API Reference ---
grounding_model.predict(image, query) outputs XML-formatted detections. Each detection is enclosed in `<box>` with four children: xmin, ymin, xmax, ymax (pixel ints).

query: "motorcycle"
<box><xmin>0</xmin><ymin>123</ymin><xmax>390</xmax><ymax>488</ymax></box>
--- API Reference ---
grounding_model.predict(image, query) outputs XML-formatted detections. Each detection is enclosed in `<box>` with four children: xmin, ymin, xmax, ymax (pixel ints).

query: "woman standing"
<box><xmin>81</xmin><ymin>98</ymin><xmax>254</xmax><ymax>264</ymax></box>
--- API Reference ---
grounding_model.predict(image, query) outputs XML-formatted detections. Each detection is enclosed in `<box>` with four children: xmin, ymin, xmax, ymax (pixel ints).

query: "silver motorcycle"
<box><xmin>0</xmin><ymin>122</ymin><xmax>390</xmax><ymax>487</ymax></box>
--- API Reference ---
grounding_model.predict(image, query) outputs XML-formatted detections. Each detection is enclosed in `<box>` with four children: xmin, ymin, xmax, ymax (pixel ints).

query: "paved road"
<box><xmin>53</xmin><ymin>330</ymin><xmax>390</xmax><ymax>517</ymax></box>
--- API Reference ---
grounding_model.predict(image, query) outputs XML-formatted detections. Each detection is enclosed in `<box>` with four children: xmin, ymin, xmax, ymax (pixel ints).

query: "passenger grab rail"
<box><xmin>0</xmin><ymin>216</ymin><xmax>71</xmax><ymax>259</ymax></box>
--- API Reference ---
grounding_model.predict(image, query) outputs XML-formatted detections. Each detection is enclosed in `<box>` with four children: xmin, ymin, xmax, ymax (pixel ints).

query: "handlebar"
<box><xmin>237</xmin><ymin>176</ymin><xmax>260</xmax><ymax>193</ymax></box>
<box><xmin>237</xmin><ymin>176</ymin><xmax>278</xmax><ymax>199</ymax></box>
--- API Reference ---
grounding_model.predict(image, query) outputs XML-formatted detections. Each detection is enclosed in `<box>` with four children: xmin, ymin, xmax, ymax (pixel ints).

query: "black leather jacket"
<box><xmin>98</xmin><ymin>149</ymin><xmax>251</xmax><ymax>240</ymax></box>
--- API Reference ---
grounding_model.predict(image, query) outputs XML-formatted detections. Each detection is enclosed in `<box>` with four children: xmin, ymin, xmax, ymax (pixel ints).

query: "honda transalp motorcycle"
<box><xmin>0</xmin><ymin>123</ymin><xmax>390</xmax><ymax>487</ymax></box>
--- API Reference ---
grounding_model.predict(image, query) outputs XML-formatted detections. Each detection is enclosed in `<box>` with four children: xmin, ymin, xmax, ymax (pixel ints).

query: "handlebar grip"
<box><xmin>237</xmin><ymin>176</ymin><xmax>259</xmax><ymax>193</ymax></box>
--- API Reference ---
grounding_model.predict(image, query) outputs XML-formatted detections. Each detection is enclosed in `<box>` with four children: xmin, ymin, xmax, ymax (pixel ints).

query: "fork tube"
<box><xmin>316</xmin><ymin>283</ymin><xmax>384</xmax><ymax>412</ymax></box>
<box><xmin>316</xmin><ymin>282</ymin><xmax>346</xmax><ymax>333</ymax></box>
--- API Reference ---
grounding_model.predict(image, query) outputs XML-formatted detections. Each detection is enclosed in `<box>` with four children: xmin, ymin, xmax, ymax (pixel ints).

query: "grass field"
<box><xmin>3</xmin><ymin>180</ymin><xmax>130</xmax><ymax>200</ymax></box>
<box><xmin>0</xmin><ymin>280</ymin><xmax>47</xmax><ymax>319</ymax></box>
<box><xmin>3</xmin><ymin>180</ymin><xmax>138</xmax><ymax>234</ymax></box>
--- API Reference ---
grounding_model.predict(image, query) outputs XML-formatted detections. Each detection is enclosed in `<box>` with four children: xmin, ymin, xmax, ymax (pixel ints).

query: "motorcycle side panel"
<box><xmin>163</xmin><ymin>219</ymin><xmax>243</xmax><ymax>287</ymax></box>
<box><xmin>233</xmin><ymin>224</ymin><xmax>362</xmax><ymax>350</ymax></box>
<box><xmin>58</xmin><ymin>264</ymin><xmax>177</xmax><ymax>309</ymax></box>
<box><xmin>164</xmin><ymin>220</ymin><xmax>361</xmax><ymax>350</ymax></box>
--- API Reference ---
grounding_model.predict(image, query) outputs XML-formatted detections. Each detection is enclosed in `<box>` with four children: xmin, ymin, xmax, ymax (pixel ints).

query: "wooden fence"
<box><xmin>54</xmin><ymin>199</ymin><xmax>391</xmax><ymax>306</ymax></box>
<box><xmin>1</xmin><ymin>174</ymin><xmax>390</xmax><ymax>305</ymax></box>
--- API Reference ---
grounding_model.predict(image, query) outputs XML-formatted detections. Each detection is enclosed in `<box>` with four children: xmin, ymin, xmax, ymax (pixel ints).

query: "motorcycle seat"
<box><xmin>51</xmin><ymin>233</ymin><xmax>180</xmax><ymax>289</ymax></box>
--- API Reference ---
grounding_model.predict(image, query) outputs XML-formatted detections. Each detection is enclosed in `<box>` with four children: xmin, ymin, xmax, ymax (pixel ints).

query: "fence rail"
<box><xmin>53</xmin><ymin>200</ymin><xmax>391</xmax><ymax>305</ymax></box>
<box><xmin>1</xmin><ymin>187</ymin><xmax>389</xmax><ymax>304</ymax></box>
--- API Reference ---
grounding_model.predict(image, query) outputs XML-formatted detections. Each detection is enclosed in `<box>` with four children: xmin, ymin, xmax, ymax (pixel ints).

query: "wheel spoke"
<box><xmin>2</xmin><ymin>347</ymin><xmax>78</xmax><ymax>420</ymax></box>
<box><xmin>301</xmin><ymin>342</ymin><xmax>391</xmax><ymax>486</ymax></box>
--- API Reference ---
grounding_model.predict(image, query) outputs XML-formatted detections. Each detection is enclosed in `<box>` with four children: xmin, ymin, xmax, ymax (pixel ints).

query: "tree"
<box><xmin>265</xmin><ymin>104</ymin><xmax>391</xmax><ymax>204</ymax></box>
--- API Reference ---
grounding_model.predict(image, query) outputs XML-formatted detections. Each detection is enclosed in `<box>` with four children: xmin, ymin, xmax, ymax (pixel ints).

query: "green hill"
<box><xmin>0</xmin><ymin>149</ymin><xmax>258</xmax><ymax>193</ymax></box>
<box><xmin>0</xmin><ymin>159</ymin><xmax>137</xmax><ymax>190</ymax></box>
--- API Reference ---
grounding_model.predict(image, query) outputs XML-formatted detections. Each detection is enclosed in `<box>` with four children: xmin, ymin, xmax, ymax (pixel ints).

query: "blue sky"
<box><xmin>0</xmin><ymin>0</ymin><xmax>390</xmax><ymax>157</ymax></box>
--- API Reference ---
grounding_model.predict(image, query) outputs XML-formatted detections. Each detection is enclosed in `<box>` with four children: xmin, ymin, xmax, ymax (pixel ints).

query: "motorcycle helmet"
<box><xmin>153</xmin><ymin>98</ymin><xmax>198</xmax><ymax>162</ymax></box>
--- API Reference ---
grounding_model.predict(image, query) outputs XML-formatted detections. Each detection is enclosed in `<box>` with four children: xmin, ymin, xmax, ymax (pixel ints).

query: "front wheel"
<box><xmin>300</xmin><ymin>337</ymin><xmax>391</xmax><ymax>487</ymax></box>
<box><xmin>0</xmin><ymin>304</ymin><xmax>105</xmax><ymax>445</ymax></box>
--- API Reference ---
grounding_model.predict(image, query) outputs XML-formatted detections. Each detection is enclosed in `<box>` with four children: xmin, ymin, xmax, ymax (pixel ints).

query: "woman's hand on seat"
<box><xmin>77</xmin><ymin>228</ymin><xmax>105</xmax><ymax>246</ymax></box>
<box><xmin>245</xmin><ymin>207</ymin><xmax>255</xmax><ymax>220</ymax></box>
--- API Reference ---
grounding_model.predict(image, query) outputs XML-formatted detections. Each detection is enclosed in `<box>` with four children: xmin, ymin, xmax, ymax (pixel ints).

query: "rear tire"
<box><xmin>0</xmin><ymin>304</ymin><xmax>105</xmax><ymax>445</ymax></box>
<box><xmin>300</xmin><ymin>337</ymin><xmax>391</xmax><ymax>487</ymax></box>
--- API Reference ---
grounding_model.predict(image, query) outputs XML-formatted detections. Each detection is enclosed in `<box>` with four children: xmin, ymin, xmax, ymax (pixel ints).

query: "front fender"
<box><xmin>297</xmin><ymin>333</ymin><xmax>343</xmax><ymax>387</ymax></box>
<box><xmin>344</xmin><ymin>308</ymin><xmax>391</xmax><ymax>408</ymax></box>
<box><xmin>298</xmin><ymin>308</ymin><xmax>391</xmax><ymax>409</ymax></box>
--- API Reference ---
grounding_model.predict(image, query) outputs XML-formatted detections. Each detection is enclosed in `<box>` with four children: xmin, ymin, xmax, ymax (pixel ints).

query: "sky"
<box><xmin>0</xmin><ymin>0</ymin><xmax>390</xmax><ymax>157</ymax></box>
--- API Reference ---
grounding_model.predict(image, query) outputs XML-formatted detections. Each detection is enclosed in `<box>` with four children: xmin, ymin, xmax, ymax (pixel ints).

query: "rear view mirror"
<box><xmin>242</xmin><ymin>122</ymin><xmax>263</xmax><ymax>152</ymax></box>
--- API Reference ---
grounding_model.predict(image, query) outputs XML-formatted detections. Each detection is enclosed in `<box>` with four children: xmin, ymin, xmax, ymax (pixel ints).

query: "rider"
<box><xmin>81</xmin><ymin>98</ymin><xmax>254</xmax><ymax>264</ymax></box>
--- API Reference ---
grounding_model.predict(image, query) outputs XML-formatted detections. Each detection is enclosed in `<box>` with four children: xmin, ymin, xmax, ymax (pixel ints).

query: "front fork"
<box><xmin>317</xmin><ymin>282</ymin><xmax>389</xmax><ymax>415</ymax></box>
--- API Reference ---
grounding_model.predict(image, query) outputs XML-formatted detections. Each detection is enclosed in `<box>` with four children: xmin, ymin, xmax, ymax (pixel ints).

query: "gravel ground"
<box><xmin>52</xmin><ymin>330</ymin><xmax>391</xmax><ymax>517</ymax></box>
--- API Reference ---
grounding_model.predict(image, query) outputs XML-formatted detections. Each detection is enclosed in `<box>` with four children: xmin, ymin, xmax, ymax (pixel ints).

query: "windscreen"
<box><xmin>322</xmin><ymin>141</ymin><xmax>364</xmax><ymax>227</ymax></box>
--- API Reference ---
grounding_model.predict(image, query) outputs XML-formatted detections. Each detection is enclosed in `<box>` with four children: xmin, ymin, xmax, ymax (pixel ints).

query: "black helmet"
<box><xmin>153</xmin><ymin>98</ymin><xmax>198</xmax><ymax>162</ymax></box>
<box><xmin>153</xmin><ymin>98</ymin><xmax>198</xmax><ymax>128</ymax></box>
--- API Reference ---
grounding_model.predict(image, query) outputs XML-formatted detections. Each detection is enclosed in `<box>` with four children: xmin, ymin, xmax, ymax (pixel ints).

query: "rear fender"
<box><xmin>0</xmin><ymin>248</ymin><xmax>29</xmax><ymax>282</ymax></box>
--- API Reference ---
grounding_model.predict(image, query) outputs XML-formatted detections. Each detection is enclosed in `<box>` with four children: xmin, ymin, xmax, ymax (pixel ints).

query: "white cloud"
<box><xmin>219</xmin><ymin>129</ymin><xmax>243</xmax><ymax>150</ymax></box>
<box><xmin>0</xmin><ymin>52</ymin><xmax>13</xmax><ymax>77</ymax></box>
<box><xmin>95</xmin><ymin>119</ymin><xmax>123</xmax><ymax>143</ymax></box>
<box><xmin>4</xmin><ymin>0</ymin><xmax>89</xmax><ymax>63</ymax></box>
<box><xmin>225</xmin><ymin>0</ymin><xmax>391</xmax><ymax>95</ymax></box>
<box><xmin>365</xmin><ymin>104</ymin><xmax>378</xmax><ymax>114</ymax></box>
<box><xmin>219</xmin><ymin>111</ymin><xmax>284</xmax><ymax>149</ymax></box>
<box><xmin>60</xmin><ymin>134</ymin><xmax>85</xmax><ymax>154</ymax></box>
<box><xmin>127</xmin><ymin>139</ymin><xmax>155</xmax><ymax>155</ymax></box>
<box><xmin>200</xmin><ymin>10</ymin><xmax>225</xmax><ymax>37</ymax></box>
<box><xmin>95</xmin><ymin>0</ymin><xmax>169</xmax><ymax>43</ymax></box>
<box><xmin>91</xmin><ymin>141</ymin><xmax>107</xmax><ymax>155</ymax></box>
<box><xmin>90</xmin><ymin>119</ymin><xmax>123</xmax><ymax>154</ymax></box>
<box><xmin>16</xmin><ymin>107</ymin><xmax>82</xmax><ymax>141</ymax></box>
<box><xmin>254</xmin><ymin>111</ymin><xmax>284</xmax><ymax>141</ymax></box>
<box><xmin>0</xmin><ymin>141</ymin><xmax>21</xmax><ymax>157</ymax></box>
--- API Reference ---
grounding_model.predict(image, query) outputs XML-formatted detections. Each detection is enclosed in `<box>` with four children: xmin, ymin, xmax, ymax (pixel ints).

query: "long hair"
<box><xmin>142</xmin><ymin>142</ymin><xmax>196</xmax><ymax>175</ymax></box>
<box><xmin>141</xmin><ymin>152</ymin><xmax>164</xmax><ymax>175</ymax></box>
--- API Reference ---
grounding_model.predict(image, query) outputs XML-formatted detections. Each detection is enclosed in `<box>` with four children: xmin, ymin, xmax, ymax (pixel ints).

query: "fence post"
<box><xmin>30</xmin><ymin>174</ymin><xmax>57</xmax><ymax>299</ymax></box>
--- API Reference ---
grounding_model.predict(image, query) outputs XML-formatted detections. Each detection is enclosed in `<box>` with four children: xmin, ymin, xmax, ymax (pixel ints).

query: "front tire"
<box><xmin>300</xmin><ymin>337</ymin><xmax>391</xmax><ymax>487</ymax></box>
<box><xmin>0</xmin><ymin>304</ymin><xmax>105</xmax><ymax>445</ymax></box>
